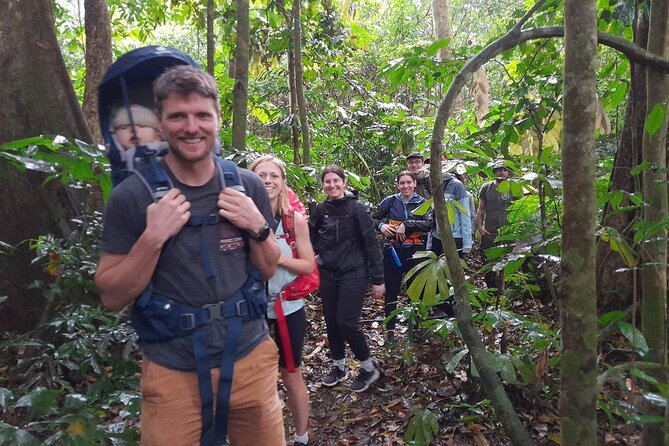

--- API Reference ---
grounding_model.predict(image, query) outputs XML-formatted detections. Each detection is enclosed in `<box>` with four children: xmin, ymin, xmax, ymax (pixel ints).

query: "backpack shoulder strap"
<box><xmin>214</xmin><ymin>157</ymin><xmax>245</xmax><ymax>194</ymax></box>
<box><xmin>133</xmin><ymin>147</ymin><xmax>173</xmax><ymax>202</ymax></box>
<box><xmin>282</xmin><ymin>210</ymin><xmax>297</xmax><ymax>257</ymax></box>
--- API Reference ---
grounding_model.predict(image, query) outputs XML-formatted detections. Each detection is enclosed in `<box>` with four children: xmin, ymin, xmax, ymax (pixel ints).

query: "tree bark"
<box><xmin>231</xmin><ymin>0</ymin><xmax>249</xmax><ymax>150</ymax></box>
<box><xmin>0</xmin><ymin>0</ymin><xmax>90</xmax><ymax>332</ymax></box>
<box><xmin>559</xmin><ymin>0</ymin><xmax>598</xmax><ymax>444</ymax></box>
<box><xmin>431</xmin><ymin>0</ymin><xmax>452</xmax><ymax>61</ymax></box>
<box><xmin>83</xmin><ymin>0</ymin><xmax>112</xmax><ymax>144</ymax></box>
<box><xmin>596</xmin><ymin>5</ymin><xmax>648</xmax><ymax>312</ymax></box>
<box><xmin>292</xmin><ymin>0</ymin><xmax>311</xmax><ymax>164</ymax></box>
<box><xmin>288</xmin><ymin>29</ymin><xmax>301</xmax><ymax>163</ymax></box>
<box><xmin>206</xmin><ymin>0</ymin><xmax>215</xmax><ymax>75</ymax></box>
<box><xmin>640</xmin><ymin>0</ymin><xmax>669</xmax><ymax>444</ymax></box>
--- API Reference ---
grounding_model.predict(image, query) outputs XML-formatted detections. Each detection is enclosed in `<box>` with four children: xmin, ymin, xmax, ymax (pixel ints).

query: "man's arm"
<box><xmin>95</xmin><ymin>189</ymin><xmax>191</xmax><ymax>311</ymax></box>
<box><xmin>217</xmin><ymin>187</ymin><xmax>280</xmax><ymax>280</ymax></box>
<box><xmin>476</xmin><ymin>193</ymin><xmax>489</xmax><ymax>236</ymax></box>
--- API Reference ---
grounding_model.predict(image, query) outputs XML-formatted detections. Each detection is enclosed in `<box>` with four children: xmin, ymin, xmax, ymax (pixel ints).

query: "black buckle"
<box><xmin>203</xmin><ymin>303</ymin><xmax>224</xmax><ymax>321</ymax></box>
<box><xmin>180</xmin><ymin>313</ymin><xmax>196</xmax><ymax>331</ymax></box>
<box><xmin>208</xmin><ymin>213</ymin><xmax>220</xmax><ymax>225</ymax></box>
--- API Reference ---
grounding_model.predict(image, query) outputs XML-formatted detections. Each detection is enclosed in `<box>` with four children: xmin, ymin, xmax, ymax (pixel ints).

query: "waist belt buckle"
<box><xmin>180</xmin><ymin>313</ymin><xmax>196</xmax><ymax>331</ymax></box>
<box><xmin>203</xmin><ymin>302</ymin><xmax>224</xmax><ymax>321</ymax></box>
<box><xmin>208</xmin><ymin>213</ymin><xmax>219</xmax><ymax>225</ymax></box>
<box><xmin>235</xmin><ymin>299</ymin><xmax>248</xmax><ymax>317</ymax></box>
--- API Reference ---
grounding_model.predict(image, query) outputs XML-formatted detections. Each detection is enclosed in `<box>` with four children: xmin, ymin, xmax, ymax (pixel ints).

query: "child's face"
<box><xmin>114</xmin><ymin>124</ymin><xmax>161</xmax><ymax>150</ymax></box>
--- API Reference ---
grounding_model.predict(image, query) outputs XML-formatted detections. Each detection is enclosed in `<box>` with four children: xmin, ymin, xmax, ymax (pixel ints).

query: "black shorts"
<box><xmin>268</xmin><ymin>306</ymin><xmax>307</xmax><ymax>369</ymax></box>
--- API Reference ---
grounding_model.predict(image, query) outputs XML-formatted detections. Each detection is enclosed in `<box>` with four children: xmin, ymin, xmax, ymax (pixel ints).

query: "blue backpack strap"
<box><xmin>214</xmin><ymin>156</ymin><xmax>245</xmax><ymax>193</ymax></box>
<box><xmin>133</xmin><ymin>155</ymin><xmax>266</xmax><ymax>446</ymax></box>
<box><xmin>132</xmin><ymin>147</ymin><xmax>173</xmax><ymax>202</ymax></box>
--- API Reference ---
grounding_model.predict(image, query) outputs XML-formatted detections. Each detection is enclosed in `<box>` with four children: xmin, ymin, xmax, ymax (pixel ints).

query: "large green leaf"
<box><xmin>617</xmin><ymin>321</ymin><xmax>649</xmax><ymax>357</ymax></box>
<box><xmin>0</xmin><ymin>422</ymin><xmax>39</xmax><ymax>446</ymax></box>
<box><xmin>646</xmin><ymin>103</ymin><xmax>667</xmax><ymax>137</ymax></box>
<box><xmin>0</xmin><ymin>388</ymin><xmax>12</xmax><ymax>410</ymax></box>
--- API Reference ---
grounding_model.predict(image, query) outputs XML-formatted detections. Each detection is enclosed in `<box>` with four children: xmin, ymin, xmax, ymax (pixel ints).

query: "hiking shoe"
<box><xmin>350</xmin><ymin>361</ymin><xmax>380</xmax><ymax>392</ymax></box>
<box><xmin>384</xmin><ymin>330</ymin><xmax>395</xmax><ymax>344</ymax></box>
<box><xmin>292</xmin><ymin>442</ymin><xmax>307</xmax><ymax>446</ymax></box>
<box><xmin>322</xmin><ymin>366</ymin><xmax>348</xmax><ymax>386</ymax></box>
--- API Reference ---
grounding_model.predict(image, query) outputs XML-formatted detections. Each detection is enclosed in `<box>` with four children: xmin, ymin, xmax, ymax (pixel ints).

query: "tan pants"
<box><xmin>140</xmin><ymin>337</ymin><xmax>286</xmax><ymax>446</ymax></box>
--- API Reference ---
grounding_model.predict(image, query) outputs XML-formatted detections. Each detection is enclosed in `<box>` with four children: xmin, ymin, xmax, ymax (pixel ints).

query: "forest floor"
<box><xmin>284</xmin><ymin>273</ymin><xmax>643</xmax><ymax>445</ymax></box>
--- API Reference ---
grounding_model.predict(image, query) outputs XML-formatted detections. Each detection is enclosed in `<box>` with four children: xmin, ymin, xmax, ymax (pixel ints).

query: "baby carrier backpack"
<box><xmin>98</xmin><ymin>46</ymin><xmax>267</xmax><ymax>446</ymax></box>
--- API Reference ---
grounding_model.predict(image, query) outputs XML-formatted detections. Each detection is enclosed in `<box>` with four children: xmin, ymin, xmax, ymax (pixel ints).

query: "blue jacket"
<box><xmin>372</xmin><ymin>193</ymin><xmax>433</xmax><ymax>247</ymax></box>
<box><xmin>431</xmin><ymin>173</ymin><xmax>473</xmax><ymax>251</ymax></box>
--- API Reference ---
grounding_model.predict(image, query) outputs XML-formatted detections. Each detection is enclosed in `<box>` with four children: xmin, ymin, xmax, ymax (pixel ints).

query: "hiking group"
<box><xmin>94</xmin><ymin>46</ymin><xmax>515</xmax><ymax>446</ymax></box>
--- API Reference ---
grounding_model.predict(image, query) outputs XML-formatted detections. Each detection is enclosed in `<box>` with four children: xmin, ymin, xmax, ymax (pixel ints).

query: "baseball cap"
<box><xmin>406</xmin><ymin>152</ymin><xmax>424</xmax><ymax>161</ymax></box>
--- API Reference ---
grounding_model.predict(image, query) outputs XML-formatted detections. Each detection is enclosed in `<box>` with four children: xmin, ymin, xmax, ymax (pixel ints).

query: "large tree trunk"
<box><xmin>559</xmin><ymin>0</ymin><xmax>598</xmax><ymax>444</ymax></box>
<box><xmin>0</xmin><ymin>0</ymin><xmax>91</xmax><ymax>332</ymax></box>
<box><xmin>83</xmin><ymin>0</ymin><xmax>112</xmax><ymax>144</ymax></box>
<box><xmin>231</xmin><ymin>0</ymin><xmax>249</xmax><ymax>150</ymax></box>
<box><xmin>640</xmin><ymin>0</ymin><xmax>669</xmax><ymax>443</ymax></box>
<box><xmin>292</xmin><ymin>0</ymin><xmax>311</xmax><ymax>164</ymax></box>
<box><xmin>206</xmin><ymin>0</ymin><xmax>215</xmax><ymax>75</ymax></box>
<box><xmin>596</xmin><ymin>4</ymin><xmax>648</xmax><ymax>312</ymax></box>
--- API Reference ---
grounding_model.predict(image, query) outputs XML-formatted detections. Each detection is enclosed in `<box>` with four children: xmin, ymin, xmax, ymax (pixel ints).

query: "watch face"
<box><xmin>253</xmin><ymin>224</ymin><xmax>271</xmax><ymax>241</ymax></box>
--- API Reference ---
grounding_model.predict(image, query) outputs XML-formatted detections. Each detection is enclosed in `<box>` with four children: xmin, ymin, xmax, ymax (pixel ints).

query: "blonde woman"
<box><xmin>250</xmin><ymin>155</ymin><xmax>313</xmax><ymax>446</ymax></box>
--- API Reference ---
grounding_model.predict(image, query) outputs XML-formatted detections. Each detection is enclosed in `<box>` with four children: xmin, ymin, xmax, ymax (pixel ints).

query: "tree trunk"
<box><xmin>206</xmin><ymin>0</ymin><xmax>215</xmax><ymax>75</ymax></box>
<box><xmin>292</xmin><ymin>0</ymin><xmax>311</xmax><ymax>164</ymax></box>
<box><xmin>640</xmin><ymin>0</ymin><xmax>669</xmax><ymax>444</ymax></box>
<box><xmin>431</xmin><ymin>0</ymin><xmax>452</xmax><ymax>60</ymax></box>
<box><xmin>596</xmin><ymin>3</ymin><xmax>648</xmax><ymax>312</ymax></box>
<box><xmin>83</xmin><ymin>0</ymin><xmax>112</xmax><ymax>144</ymax></box>
<box><xmin>559</xmin><ymin>0</ymin><xmax>598</xmax><ymax>444</ymax></box>
<box><xmin>288</xmin><ymin>40</ymin><xmax>301</xmax><ymax>164</ymax></box>
<box><xmin>231</xmin><ymin>0</ymin><xmax>249</xmax><ymax>150</ymax></box>
<box><xmin>0</xmin><ymin>0</ymin><xmax>90</xmax><ymax>332</ymax></box>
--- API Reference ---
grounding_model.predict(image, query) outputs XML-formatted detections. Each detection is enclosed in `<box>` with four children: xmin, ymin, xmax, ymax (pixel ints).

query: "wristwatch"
<box><xmin>248</xmin><ymin>223</ymin><xmax>271</xmax><ymax>242</ymax></box>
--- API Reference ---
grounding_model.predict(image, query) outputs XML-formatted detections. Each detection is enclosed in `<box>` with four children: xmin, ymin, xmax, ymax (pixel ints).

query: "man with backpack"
<box><xmin>95</xmin><ymin>65</ymin><xmax>285</xmax><ymax>445</ymax></box>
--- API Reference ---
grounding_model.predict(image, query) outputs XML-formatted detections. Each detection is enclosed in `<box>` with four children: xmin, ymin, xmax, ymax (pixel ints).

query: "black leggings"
<box><xmin>319</xmin><ymin>272</ymin><xmax>370</xmax><ymax>361</ymax></box>
<box><xmin>383</xmin><ymin>244</ymin><xmax>421</xmax><ymax>329</ymax></box>
<box><xmin>268</xmin><ymin>307</ymin><xmax>306</xmax><ymax>369</ymax></box>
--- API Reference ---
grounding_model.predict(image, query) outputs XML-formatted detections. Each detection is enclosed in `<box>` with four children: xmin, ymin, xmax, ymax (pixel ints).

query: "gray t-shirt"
<box><xmin>98</xmin><ymin>162</ymin><xmax>274</xmax><ymax>370</ymax></box>
<box><xmin>479</xmin><ymin>180</ymin><xmax>515</xmax><ymax>235</ymax></box>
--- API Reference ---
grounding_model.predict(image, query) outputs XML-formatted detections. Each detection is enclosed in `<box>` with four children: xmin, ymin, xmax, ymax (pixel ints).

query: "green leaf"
<box><xmin>0</xmin><ymin>388</ymin><xmax>12</xmax><ymax>410</ymax></box>
<box><xmin>598</xmin><ymin>310</ymin><xmax>626</xmax><ymax>327</ymax></box>
<box><xmin>411</xmin><ymin>198</ymin><xmax>433</xmax><ymax>216</ymax></box>
<box><xmin>509</xmin><ymin>181</ymin><xmax>523</xmax><ymax>198</ymax></box>
<box><xmin>404</xmin><ymin>407</ymin><xmax>439</xmax><ymax>445</ymax></box>
<box><xmin>608</xmin><ymin>82</ymin><xmax>628</xmax><ymax>108</ymax></box>
<box><xmin>631</xmin><ymin>369</ymin><xmax>659</xmax><ymax>386</ymax></box>
<box><xmin>0</xmin><ymin>422</ymin><xmax>40</xmax><ymax>446</ymax></box>
<box><xmin>598</xmin><ymin>226</ymin><xmax>636</xmax><ymax>267</ymax></box>
<box><xmin>617</xmin><ymin>321</ymin><xmax>649</xmax><ymax>357</ymax></box>
<box><xmin>646</xmin><ymin>103</ymin><xmax>667</xmax><ymax>137</ymax></box>
<box><xmin>425</xmin><ymin>38</ymin><xmax>451</xmax><ymax>57</ymax></box>
<box><xmin>631</xmin><ymin>161</ymin><xmax>650</xmax><ymax>176</ymax></box>
<box><xmin>498</xmin><ymin>355</ymin><xmax>518</xmax><ymax>384</ymax></box>
<box><xmin>16</xmin><ymin>387</ymin><xmax>61</xmax><ymax>420</ymax></box>
<box><xmin>445</xmin><ymin>349</ymin><xmax>468</xmax><ymax>373</ymax></box>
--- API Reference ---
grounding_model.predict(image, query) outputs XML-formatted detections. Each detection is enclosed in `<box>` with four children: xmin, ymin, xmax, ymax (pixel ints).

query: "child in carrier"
<box><xmin>109</xmin><ymin>104</ymin><xmax>162</xmax><ymax>149</ymax></box>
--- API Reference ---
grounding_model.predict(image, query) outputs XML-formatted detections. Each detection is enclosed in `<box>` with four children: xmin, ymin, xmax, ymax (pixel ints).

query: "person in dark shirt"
<box><xmin>476</xmin><ymin>158</ymin><xmax>516</xmax><ymax>291</ymax></box>
<box><xmin>372</xmin><ymin>171</ymin><xmax>432</xmax><ymax>343</ymax></box>
<box><xmin>309</xmin><ymin>165</ymin><xmax>385</xmax><ymax>393</ymax></box>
